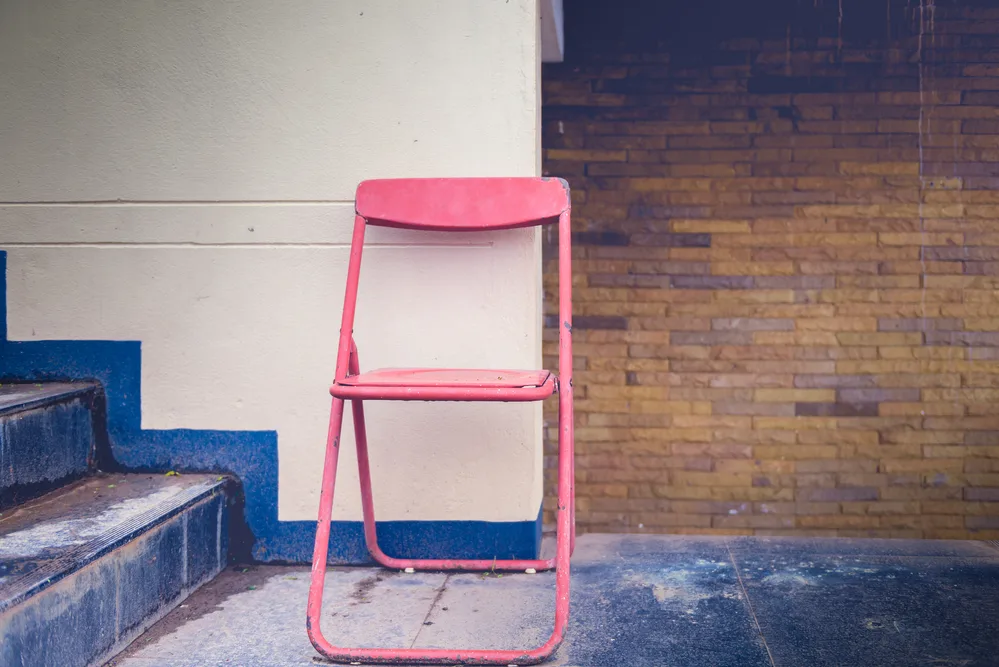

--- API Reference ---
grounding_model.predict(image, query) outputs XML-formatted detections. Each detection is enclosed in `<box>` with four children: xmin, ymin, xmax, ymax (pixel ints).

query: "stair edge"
<box><xmin>0</xmin><ymin>477</ymin><xmax>228</xmax><ymax>612</ymax></box>
<box><xmin>0</xmin><ymin>382</ymin><xmax>100</xmax><ymax>418</ymax></box>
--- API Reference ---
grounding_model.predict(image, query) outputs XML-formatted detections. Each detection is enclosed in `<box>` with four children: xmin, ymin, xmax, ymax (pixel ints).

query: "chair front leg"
<box><xmin>306</xmin><ymin>396</ymin><xmax>348</xmax><ymax>648</ymax></box>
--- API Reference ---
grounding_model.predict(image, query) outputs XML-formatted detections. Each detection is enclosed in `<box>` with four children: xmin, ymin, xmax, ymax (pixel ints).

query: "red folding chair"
<box><xmin>307</xmin><ymin>177</ymin><xmax>575</xmax><ymax>665</ymax></box>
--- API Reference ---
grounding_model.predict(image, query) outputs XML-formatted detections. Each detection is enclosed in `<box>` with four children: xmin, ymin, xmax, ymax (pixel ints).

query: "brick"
<box><xmin>838</xmin><ymin>275</ymin><xmax>920</xmax><ymax>290</ymax></box>
<box><xmin>921</xmin><ymin>501</ymin><xmax>969</xmax><ymax>515</ymax></box>
<box><xmin>842</xmin><ymin>501</ymin><xmax>920</xmax><ymax>515</ymax></box>
<box><xmin>671</xmin><ymin>220</ymin><xmax>751</xmax><ymax>233</ymax></box>
<box><xmin>925</xmin><ymin>331</ymin><xmax>999</xmax><ymax>347</ymax></box>
<box><xmin>755</xmin><ymin>445</ymin><xmax>837</xmax><ymax>460</ymax></box>
<box><xmin>879</xmin><ymin>232</ymin><xmax>964</xmax><ymax>246</ymax></box>
<box><xmin>798</xmin><ymin>515</ymin><xmax>882</xmax><ymax>529</ymax></box>
<box><xmin>878</xmin><ymin>348</ymin><xmax>966</xmax><ymax>361</ymax></box>
<box><xmin>928</xmin><ymin>446</ymin><xmax>970</xmax><ymax>459</ymax></box>
<box><xmin>714</xmin><ymin>402</ymin><xmax>795</xmax><ymax>416</ymax></box>
<box><xmin>797</xmin><ymin>487</ymin><xmax>879</xmax><ymax>502</ymax></box>
<box><xmin>879</xmin><ymin>261</ymin><xmax>963</xmax><ymax>275</ymax></box>
<box><xmin>753</xmin><ymin>332</ymin><xmax>839</xmax><ymax>346</ymax></box>
<box><xmin>794</xmin><ymin>375</ymin><xmax>876</xmax><ymax>388</ymax></box>
<box><xmin>619</xmin><ymin>178</ymin><xmax>714</xmax><ymax>192</ymax></box>
<box><xmin>588</xmin><ymin>274</ymin><xmax>671</xmax><ymax>288</ymax></box>
<box><xmin>966</xmin><ymin>516</ymin><xmax>999</xmax><ymax>530</ymax></box>
<box><xmin>838</xmin><ymin>304</ymin><xmax>942</xmax><ymax>319</ymax></box>
<box><xmin>876</xmin><ymin>374</ymin><xmax>960</xmax><ymax>388</ymax></box>
<box><xmin>753</xmin><ymin>276</ymin><xmax>837</xmax><ymax>290</ymax></box>
<box><xmin>837</xmin><ymin>332</ymin><xmax>923</xmax><ymax>346</ymax></box>
<box><xmin>712</xmin><ymin>290</ymin><xmax>796</xmax><ymax>304</ymax></box>
<box><xmin>926</xmin><ymin>246</ymin><xmax>999</xmax><ymax>261</ymax></box>
<box><xmin>546</xmin><ymin>149</ymin><xmax>627</xmax><ymax>162</ymax></box>
<box><xmin>753</xmin><ymin>414</ymin><xmax>839</xmax><ymax>430</ymax></box>
<box><xmin>707</xmin><ymin>374</ymin><xmax>792</xmax><ymax>388</ymax></box>
<box><xmin>713</xmin><ymin>515</ymin><xmax>795</xmax><ymax>529</ymax></box>
<box><xmin>798</xmin><ymin>317</ymin><xmax>880</xmax><ymax>334</ymax></box>
<box><xmin>755</xmin><ymin>502</ymin><xmax>840</xmax><ymax>515</ymax></box>
<box><xmin>966</xmin><ymin>474</ymin><xmax>999</xmax><ymax>488</ymax></box>
<box><xmin>716</xmin><ymin>429</ymin><xmax>795</xmax><ymax>446</ymax></box>
<box><xmin>794</xmin><ymin>347</ymin><xmax>871</xmax><ymax>360</ymax></box>
<box><xmin>964</xmin><ymin>488</ymin><xmax>999</xmax><ymax>503</ymax></box>
<box><xmin>926</xmin><ymin>388</ymin><xmax>999</xmax><ymax>402</ymax></box>
<box><xmin>754</xmin><ymin>388</ymin><xmax>835</xmax><ymax>403</ymax></box>
<box><xmin>837</xmin><ymin>388</ymin><xmax>920</xmax><ymax>403</ymax></box>
<box><xmin>629</xmin><ymin>205</ymin><xmax>713</xmax><ymax>221</ymax></box>
<box><xmin>718</xmin><ymin>260</ymin><xmax>799</xmax><ymax>276</ymax></box>
<box><xmin>798</xmin><ymin>262</ymin><xmax>878</xmax><ymax>274</ymax></box>
<box><xmin>882</xmin><ymin>459</ymin><xmax>965</xmax><ymax>473</ymax></box>
<box><xmin>840</xmin><ymin>161</ymin><xmax>919</xmax><ymax>175</ymax></box>
<box><xmin>572</xmin><ymin>231</ymin><xmax>630</xmax><ymax>246</ymax></box>
<box><xmin>963</xmin><ymin>262</ymin><xmax>999</xmax><ymax>276</ymax></box>
<box><xmin>670</xmin><ymin>331</ymin><xmax>753</xmax><ymax>345</ymax></box>
<box><xmin>931</xmin><ymin>416</ymin><xmax>999</xmax><ymax>430</ymax></box>
<box><xmin>819</xmin><ymin>289</ymin><xmax>880</xmax><ymax>304</ymax></box>
<box><xmin>586</xmin><ymin>135</ymin><xmax>667</xmax><ymax>150</ymax></box>
<box><xmin>631</xmin><ymin>262</ymin><xmax>715</xmax><ymax>276</ymax></box>
<box><xmin>795</xmin><ymin>402</ymin><xmax>879</xmax><ymax>417</ymax></box>
<box><xmin>630</xmin><ymin>317</ymin><xmax>711</xmax><ymax>331</ymax></box>
<box><xmin>631</xmin><ymin>233</ymin><xmax>713</xmax><ymax>248</ymax></box>
<box><xmin>672</xmin><ymin>472</ymin><xmax>754</xmax><ymax>487</ymax></box>
<box><xmin>670</xmin><ymin>501</ymin><xmax>752</xmax><ymax>515</ymax></box>
<box><xmin>711</xmin><ymin>318</ymin><xmax>794</xmax><ymax>331</ymax></box>
<box><xmin>798</xmin><ymin>460</ymin><xmax>877</xmax><ymax>474</ymax></box>
<box><xmin>557</xmin><ymin>315</ymin><xmax>628</xmax><ymax>330</ymax></box>
<box><xmin>877</xmin><ymin>318</ymin><xmax>963</xmax><ymax>332</ymax></box>
<box><xmin>882</xmin><ymin>488</ymin><xmax>962</xmax><ymax>503</ymax></box>
<box><xmin>671</xmin><ymin>276</ymin><xmax>754</xmax><ymax>289</ymax></box>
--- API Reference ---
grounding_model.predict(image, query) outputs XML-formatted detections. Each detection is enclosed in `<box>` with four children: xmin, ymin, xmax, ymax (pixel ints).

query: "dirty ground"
<box><xmin>108</xmin><ymin>534</ymin><xmax>999</xmax><ymax>666</ymax></box>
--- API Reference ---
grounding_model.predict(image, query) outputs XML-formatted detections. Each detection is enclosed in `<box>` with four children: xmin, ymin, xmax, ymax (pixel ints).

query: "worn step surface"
<box><xmin>0</xmin><ymin>472</ymin><xmax>232</xmax><ymax>667</ymax></box>
<box><xmin>0</xmin><ymin>382</ymin><xmax>100</xmax><ymax>509</ymax></box>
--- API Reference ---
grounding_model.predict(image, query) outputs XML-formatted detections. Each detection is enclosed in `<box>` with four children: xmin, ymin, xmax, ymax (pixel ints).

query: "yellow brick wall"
<box><xmin>541</xmin><ymin>1</ymin><xmax>999</xmax><ymax>539</ymax></box>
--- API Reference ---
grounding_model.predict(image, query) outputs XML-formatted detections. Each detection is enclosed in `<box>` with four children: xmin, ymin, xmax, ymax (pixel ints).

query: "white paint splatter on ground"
<box><xmin>626</xmin><ymin>559</ymin><xmax>739</xmax><ymax>614</ymax></box>
<box><xmin>758</xmin><ymin>563</ymin><xmax>898</xmax><ymax>588</ymax></box>
<box><xmin>761</xmin><ymin>572</ymin><xmax>817</xmax><ymax>586</ymax></box>
<box><xmin>0</xmin><ymin>487</ymin><xmax>182</xmax><ymax>558</ymax></box>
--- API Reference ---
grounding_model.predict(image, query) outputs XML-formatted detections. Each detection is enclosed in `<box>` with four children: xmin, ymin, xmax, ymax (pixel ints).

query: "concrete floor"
<box><xmin>109</xmin><ymin>534</ymin><xmax>999</xmax><ymax>667</ymax></box>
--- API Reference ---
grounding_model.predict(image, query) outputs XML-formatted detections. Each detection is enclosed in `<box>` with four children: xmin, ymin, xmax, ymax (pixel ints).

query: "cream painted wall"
<box><xmin>0</xmin><ymin>1</ymin><xmax>543</xmax><ymax>523</ymax></box>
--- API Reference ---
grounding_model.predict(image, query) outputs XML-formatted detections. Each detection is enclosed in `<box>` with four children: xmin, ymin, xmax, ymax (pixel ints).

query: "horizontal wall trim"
<box><xmin>0</xmin><ymin>243</ymin><xmax>494</xmax><ymax>249</ymax></box>
<box><xmin>0</xmin><ymin>200</ymin><xmax>357</xmax><ymax>206</ymax></box>
<box><xmin>0</xmin><ymin>205</ymin><xmax>519</xmax><ymax>246</ymax></box>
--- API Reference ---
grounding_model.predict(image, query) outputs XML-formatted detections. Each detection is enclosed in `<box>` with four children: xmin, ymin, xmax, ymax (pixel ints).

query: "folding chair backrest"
<box><xmin>336</xmin><ymin>177</ymin><xmax>572</xmax><ymax>383</ymax></box>
<box><xmin>356</xmin><ymin>177</ymin><xmax>569</xmax><ymax>231</ymax></box>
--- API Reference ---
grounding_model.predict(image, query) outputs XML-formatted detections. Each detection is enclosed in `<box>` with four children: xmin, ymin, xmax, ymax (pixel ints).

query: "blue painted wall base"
<box><xmin>0</xmin><ymin>251</ymin><xmax>542</xmax><ymax>563</ymax></box>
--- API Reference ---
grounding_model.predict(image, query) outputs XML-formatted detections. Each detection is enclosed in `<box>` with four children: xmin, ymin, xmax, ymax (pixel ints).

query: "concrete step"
<box><xmin>0</xmin><ymin>472</ymin><xmax>233</xmax><ymax>667</ymax></box>
<box><xmin>0</xmin><ymin>382</ymin><xmax>101</xmax><ymax>509</ymax></box>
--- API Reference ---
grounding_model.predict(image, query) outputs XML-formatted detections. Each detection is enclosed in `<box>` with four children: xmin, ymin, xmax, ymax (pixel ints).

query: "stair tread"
<box><xmin>0</xmin><ymin>472</ymin><xmax>226</xmax><ymax>611</ymax></box>
<box><xmin>0</xmin><ymin>381</ymin><xmax>97</xmax><ymax>416</ymax></box>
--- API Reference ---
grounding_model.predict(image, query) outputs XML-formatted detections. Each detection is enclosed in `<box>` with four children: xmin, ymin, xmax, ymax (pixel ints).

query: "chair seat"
<box><xmin>331</xmin><ymin>368</ymin><xmax>555</xmax><ymax>401</ymax></box>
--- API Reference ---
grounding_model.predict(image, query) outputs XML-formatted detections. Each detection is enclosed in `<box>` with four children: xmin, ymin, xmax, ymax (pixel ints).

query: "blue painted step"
<box><xmin>0</xmin><ymin>382</ymin><xmax>100</xmax><ymax>509</ymax></box>
<box><xmin>0</xmin><ymin>472</ymin><xmax>232</xmax><ymax>667</ymax></box>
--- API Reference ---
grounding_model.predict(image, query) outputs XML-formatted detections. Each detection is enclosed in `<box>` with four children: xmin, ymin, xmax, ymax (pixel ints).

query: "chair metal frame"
<box><xmin>306</xmin><ymin>177</ymin><xmax>575</xmax><ymax>665</ymax></box>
